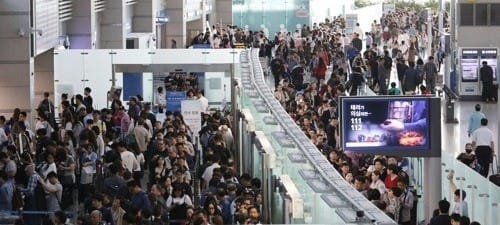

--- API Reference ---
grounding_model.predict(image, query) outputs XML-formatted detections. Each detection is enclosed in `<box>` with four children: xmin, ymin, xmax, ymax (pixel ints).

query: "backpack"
<box><xmin>126</xmin><ymin>132</ymin><xmax>137</xmax><ymax>145</ymax></box>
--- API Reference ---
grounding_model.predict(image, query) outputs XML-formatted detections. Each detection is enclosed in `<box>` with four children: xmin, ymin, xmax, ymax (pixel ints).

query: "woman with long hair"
<box><xmin>150</xmin><ymin>156</ymin><xmax>168</xmax><ymax>185</ymax></box>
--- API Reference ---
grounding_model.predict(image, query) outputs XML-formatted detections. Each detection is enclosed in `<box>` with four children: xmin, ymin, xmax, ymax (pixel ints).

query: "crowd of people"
<box><xmin>0</xmin><ymin>70</ymin><xmax>265</xmax><ymax>225</ymax></box>
<box><xmin>0</xmin><ymin>5</ymin><xmax>490</xmax><ymax>225</ymax></box>
<box><xmin>256</xmin><ymin>7</ymin><xmax>481</xmax><ymax>225</ymax></box>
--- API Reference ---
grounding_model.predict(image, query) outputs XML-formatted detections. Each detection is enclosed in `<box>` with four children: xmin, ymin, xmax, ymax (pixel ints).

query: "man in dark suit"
<box><xmin>83</xmin><ymin>87</ymin><xmax>93</xmax><ymax>109</ymax></box>
<box><xmin>402</xmin><ymin>61</ymin><xmax>419</xmax><ymax>94</ymax></box>
<box><xmin>321</xmin><ymin>100</ymin><xmax>338</xmax><ymax>126</ymax></box>
<box><xmin>351</xmin><ymin>33</ymin><xmax>363</xmax><ymax>52</ymax></box>
<box><xmin>270</xmin><ymin>57</ymin><xmax>285</xmax><ymax>88</ymax></box>
<box><xmin>480</xmin><ymin>61</ymin><xmax>496</xmax><ymax>102</ymax></box>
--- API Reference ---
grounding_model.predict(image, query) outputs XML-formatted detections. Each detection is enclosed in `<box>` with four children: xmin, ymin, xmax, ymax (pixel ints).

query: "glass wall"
<box><xmin>232</xmin><ymin>0</ymin><xmax>310</xmax><ymax>38</ymax></box>
<box><xmin>441</xmin><ymin>153</ymin><xmax>500</xmax><ymax>225</ymax></box>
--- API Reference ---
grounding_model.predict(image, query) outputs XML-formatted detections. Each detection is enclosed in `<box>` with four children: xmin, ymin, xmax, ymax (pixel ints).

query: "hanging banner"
<box><xmin>166</xmin><ymin>91</ymin><xmax>187</xmax><ymax>112</ymax></box>
<box><xmin>181</xmin><ymin>100</ymin><xmax>202</xmax><ymax>138</ymax></box>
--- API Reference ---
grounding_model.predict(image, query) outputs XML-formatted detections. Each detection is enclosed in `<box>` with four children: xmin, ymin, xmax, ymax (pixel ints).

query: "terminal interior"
<box><xmin>0</xmin><ymin>1</ymin><xmax>499</xmax><ymax>225</ymax></box>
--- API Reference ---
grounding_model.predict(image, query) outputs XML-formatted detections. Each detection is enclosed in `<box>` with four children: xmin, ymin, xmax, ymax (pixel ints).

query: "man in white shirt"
<box><xmin>197</xmin><ymin>90</ymin><xmax>209</xmax><ymax>114</ymax></box>
<box><xmin>133</xmin><ymin>118</ymin><xmax>151</xmax><ymax>153</ymax></box>
<box><xmin>471</xmin><ymin>118</ymin><xmax>495</xmax><ymax>177</ymax></box>
<box><xmin>116</xmin><ymin>142</ymin><xmax>139</xmax><ymax>173</ymax></box>
<box><xmin>354</xmin><ymin>23</ymin><xmax>363</xmax><ymax>40</ymax></box>
<box><xmin>202</xmin><ymin>155</ymin><xmax>220</xmax><ymax>189</ymax></box>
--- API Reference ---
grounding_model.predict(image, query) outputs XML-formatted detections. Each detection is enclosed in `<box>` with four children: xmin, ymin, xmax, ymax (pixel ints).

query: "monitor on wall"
<box><xmin>339</xmin><ymin>96</ymin><xmax>441</xmax><ymax>157</ymax></box>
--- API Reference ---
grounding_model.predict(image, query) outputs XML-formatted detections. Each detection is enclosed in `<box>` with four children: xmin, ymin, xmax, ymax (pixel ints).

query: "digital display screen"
<box><xmin>341</xmin><ymin>97</ymin><xmax>431</xmax><ymax>152</ymax></box>
<box><xmin>461</xmin><ymin>50</ymin><xmax>479</xmax><ymax>82</ymax></box>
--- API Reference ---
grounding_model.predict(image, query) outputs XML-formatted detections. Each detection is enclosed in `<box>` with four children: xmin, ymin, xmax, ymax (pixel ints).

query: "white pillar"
<box><xmin>0</xmin><ymin>0</ymin><xmax>36</xmax><ymax>125</ymax></box>
<box><xmin>423</xmin><ymin>157</ymin><xmax>442</xmax><ymax>223</ymax></box>
<box><xmin>426</xmin><ymin>8</ymin><xmax>433</xmax><ymax>58</ymax></box>
<box><xmin>166</xmin><ymin>0</ymin><xmax>186</xmax><ymax>48</ymax></box>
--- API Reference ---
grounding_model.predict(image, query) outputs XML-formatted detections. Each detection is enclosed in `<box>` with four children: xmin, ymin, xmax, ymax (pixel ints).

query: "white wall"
<box><xmin>34</xmin><ymin>50</ymin><xmax>55</xmax><ymax>105</ymax></box>
<box><xmin>53</xmin><ymin>49</ymin><xmax>242</xmax><ymax>110</ymax></box>
<box><xmin>54</xmin><ymin>50</ymin><xmax>113</xmax><ymax>111</ymax></box>
<box><xmin>142</xmin><ymin>73</ymin><xmax>153</xmax><ymax>103</ymax></box>
<box><xmin>204</xmin><ymin>72</ymin><xmax>231</xmax><ymax>108</ymax></box>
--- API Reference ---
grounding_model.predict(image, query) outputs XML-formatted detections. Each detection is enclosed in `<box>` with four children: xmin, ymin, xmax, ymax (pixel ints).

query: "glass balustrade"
<box><xmin>441</xmin><ymin>152</ymin><xmax>500</xmax><ymax>225</ymax></box>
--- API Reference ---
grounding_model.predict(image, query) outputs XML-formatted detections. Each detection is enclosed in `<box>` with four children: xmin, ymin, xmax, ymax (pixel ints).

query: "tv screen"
<box><xmin>340</xmin><ymin>96</ymin><xmax>441</xmax><ymax>157</ymax></box>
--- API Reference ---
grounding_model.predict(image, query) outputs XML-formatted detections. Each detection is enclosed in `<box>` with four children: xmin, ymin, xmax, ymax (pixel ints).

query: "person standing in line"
<box><xmin>197</xmin><ymin>90</ymin><xmax>209</xmax><ymax>114</ymax></box>
<box><xmin>423</xmin><ymin>56</ymin><xmax>438</xmax><ymax>94</ymax></box>
<box><xmin>471</xmin><ymin>118</ymin><xmax>495</xmax><ymax>177</ymax></box>
<box><xmin>83</xmin><ymin>87</ymin><xmax>93</xmax><ymax>109</ymax></box>
<box><xmin>467</xmin><ymin>104</ymin><xmax>485</xmax><ymax>137</ymax></box>
<box><xmin>480</xmin><ymin>61</ymin><xmax>496</xmax><ymax>102</ymax></box>
<box><xmin>156</xmin><ymin>86</ymin><xmax>166</xmax><ymax>113</ymax></box>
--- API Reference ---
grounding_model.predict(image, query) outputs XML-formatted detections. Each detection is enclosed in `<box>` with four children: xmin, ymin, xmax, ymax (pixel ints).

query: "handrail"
<box><xmin>245</xmin><ymin>48</ymin><xmax>396</xmax><ymax>225</ymax></box>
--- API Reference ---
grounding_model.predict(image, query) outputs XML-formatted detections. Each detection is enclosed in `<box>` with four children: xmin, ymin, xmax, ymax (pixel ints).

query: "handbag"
<box><xmin>81</xmin><ymin>166</ymin><xmax>94</xmax><ymax>184</ymax></box>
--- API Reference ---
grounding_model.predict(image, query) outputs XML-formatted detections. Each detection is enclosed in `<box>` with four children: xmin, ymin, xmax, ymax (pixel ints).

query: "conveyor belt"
<box><xmin>241</xmin><ymin>49</ymin><xmax>396</xmax><ymax>225</ymax></box>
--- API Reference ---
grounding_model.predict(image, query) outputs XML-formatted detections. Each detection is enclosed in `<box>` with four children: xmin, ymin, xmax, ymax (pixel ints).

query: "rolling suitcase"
<box><xmin>489</xmin><ymin>155</ymin><xmax>500</xmax><ymax>186</ymax></box>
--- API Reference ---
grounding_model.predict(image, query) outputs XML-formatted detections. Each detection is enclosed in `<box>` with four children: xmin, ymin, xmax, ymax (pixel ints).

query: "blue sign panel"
<box><xmin>123</xmin><ymin>73</ymin><xmax>143</xmax><ymax>100</ymax></box>
<box><xmin>166</xmin><ymin>91</ymin><xmax>187</xmax><ymax>112</ymax></box>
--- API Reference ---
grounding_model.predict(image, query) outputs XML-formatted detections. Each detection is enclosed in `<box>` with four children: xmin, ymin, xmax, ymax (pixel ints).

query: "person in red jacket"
<box><xmin>313</xmin><ymin>58</ymin><xmax>328</xmax><ymax>81</ymax></box>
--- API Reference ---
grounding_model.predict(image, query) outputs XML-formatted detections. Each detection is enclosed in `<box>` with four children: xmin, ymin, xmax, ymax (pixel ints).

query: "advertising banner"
<box><xmin>181</xmin><ymin>100</ymin><xmax>202</xmax><ymax>138</ymax></box>
<box><xmin>166</xmin><ymin>91</ymin><xmax>187</xmax><ymax>112</ymax></box>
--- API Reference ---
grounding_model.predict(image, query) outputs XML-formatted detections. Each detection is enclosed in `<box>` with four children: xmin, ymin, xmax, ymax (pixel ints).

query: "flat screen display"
<box><xmin>480</xmin><ymin>49</ymin><xmax>498</xmax><ymax>80</ymax></box>
<box><xmin>340</xmin><ymin>96</ymin><xmax>440</xmax><ymax>157</ymax></box>
<box><xmin>461</xmin><ymin>57</ymin><xmax>479</xmax><ymax>81</ymax></box>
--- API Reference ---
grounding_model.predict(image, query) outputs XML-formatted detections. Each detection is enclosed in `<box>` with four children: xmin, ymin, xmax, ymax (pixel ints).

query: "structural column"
<box><xmin>0</xmin><ymin>1</ymin><xmax>35</xmax><ymax>125</ymax></box>
<box><xmin>423</xmin><ymin>158</ymin><xmax>443</xmax><ymax>224</ymax></box>
<box><xmin>100</xmin><ymin>0</ymin><xmax>125</xmax><ymax>49</ymax></box>
<box><xmin>215</xmin><ymin>0</ymin><xmax>232</xmax><ymax>26</ymax></box>
<box><xmin>166</xmin><ymin>0</ymin><xmax>186</xmax><ymax>48</ymax></box>
<box><xmin>67</xmin><ymin>0</ymin><xmax>93</xmax><ymax>49</ymax></box>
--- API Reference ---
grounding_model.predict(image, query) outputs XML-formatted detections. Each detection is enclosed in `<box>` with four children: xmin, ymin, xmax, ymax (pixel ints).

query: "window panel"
<box><xmin>491</xmin><ymin>4</ymin><xmax>500</xmax><ymax>25</ymax></box>
<box><xmin>460</xmin><ymin>4</ymin><xmax>474</xmax><ymax>26</ymax></box>
<box><xmin>475</xmin><ymin>4</ymin><xmax>488</xmax><ymax>25</ymax></box>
